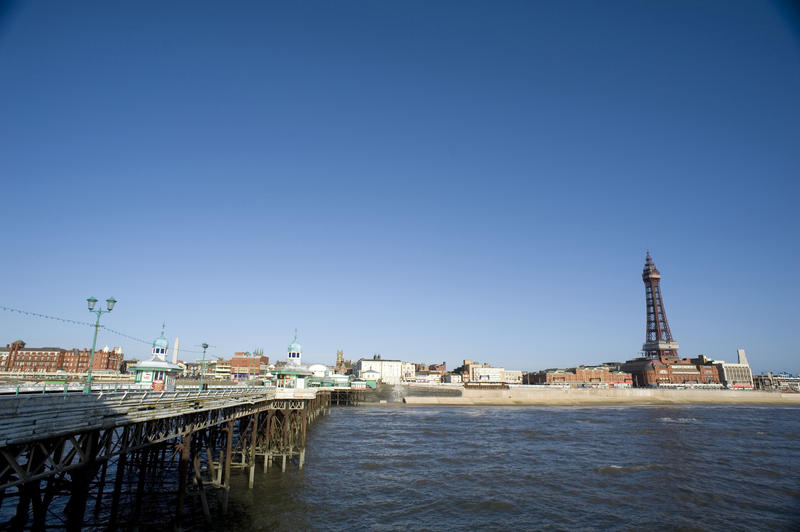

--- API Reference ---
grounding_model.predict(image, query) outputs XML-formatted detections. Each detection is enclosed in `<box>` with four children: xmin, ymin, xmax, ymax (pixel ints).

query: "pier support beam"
<box><xmin>248</xmin><ymin>414</ymin><xmax>258</xmax><ymax>489</ymax></box>
<box><xmin>176</xmin><ymin>431</ymin><xmax>192</xmax><ymax>526</ymax></box>
<box><xmin>222</xmin><ymin>420</ymin><xmax>234</xmax><ymax>514</ymax></box>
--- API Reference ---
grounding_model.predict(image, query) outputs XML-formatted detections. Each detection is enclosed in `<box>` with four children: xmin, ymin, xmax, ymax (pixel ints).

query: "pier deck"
<box><xmin>0</xmin><ymin>387</ymin><xmax>331</xmax><ymax>529</ymax></box>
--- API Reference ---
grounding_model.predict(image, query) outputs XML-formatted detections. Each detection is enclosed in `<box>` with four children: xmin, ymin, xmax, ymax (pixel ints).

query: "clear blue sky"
<box><xmin>1</xmin><ymin>1</ymin><xmax>798</xmax><ymax>373</ymax></box>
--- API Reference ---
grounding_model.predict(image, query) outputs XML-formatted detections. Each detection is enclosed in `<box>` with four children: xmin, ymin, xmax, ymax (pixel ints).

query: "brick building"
<box><xmin>621</xmin><ymin>355</ymin><xmax>721</xmax><ymax>387</ymax></box>
<box><xmin>0</xmin><ymin>340</ymin><xmax>123</xmax><ymax>373</ymax></box>
<box><xmin>526</xmin><ymin>365</ymin><xmax>633</xmax><ymax>387</ymax></box>
<box><xmin>1</xmin><ymin>341</ymin><xmax>66</xmax><ymax>372</ymax></box>
<box><xmin>230</xmin><ymin>352</ymin><xmax>270</xmax><ymax>379</ymax></box>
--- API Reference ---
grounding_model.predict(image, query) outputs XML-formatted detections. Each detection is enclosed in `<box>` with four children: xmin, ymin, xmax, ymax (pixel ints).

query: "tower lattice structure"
<box><xmin>642</xmin><ymin>252</ymin><xmax>679</xmax><ymax>359</ymax></box>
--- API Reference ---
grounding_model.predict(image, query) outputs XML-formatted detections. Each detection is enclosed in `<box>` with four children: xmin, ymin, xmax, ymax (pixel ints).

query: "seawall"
<box><xmin>402</xmin><ymin>387</ymin><xmax>800</xmax><ymax>406</ymax></box>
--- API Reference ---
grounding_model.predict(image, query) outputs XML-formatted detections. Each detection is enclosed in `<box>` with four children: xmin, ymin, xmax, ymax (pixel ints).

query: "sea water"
<box><xmin>207</xmin><ymin>405</ymin><xmax>800</xmax><ymax>531</ymax></box>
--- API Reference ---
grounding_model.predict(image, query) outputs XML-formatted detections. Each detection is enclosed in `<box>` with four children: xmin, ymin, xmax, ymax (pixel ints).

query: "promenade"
<box><xmin>402</xmin><ymin>387</ymin><xmax>800</xmax><ymax>406</ymax></box>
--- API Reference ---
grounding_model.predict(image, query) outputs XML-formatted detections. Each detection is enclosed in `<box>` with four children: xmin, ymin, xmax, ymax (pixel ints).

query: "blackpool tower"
<box><xmin>642</xmin><ymin>252</ymin><xmax>679</xmax><ymax>360</ymax></box>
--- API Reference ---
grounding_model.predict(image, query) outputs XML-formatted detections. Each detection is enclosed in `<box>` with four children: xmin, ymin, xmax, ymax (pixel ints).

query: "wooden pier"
<box><xmin>0</xmin><ymin>387</ymin><xmax>331</xmax><ymax>529</ymax></box>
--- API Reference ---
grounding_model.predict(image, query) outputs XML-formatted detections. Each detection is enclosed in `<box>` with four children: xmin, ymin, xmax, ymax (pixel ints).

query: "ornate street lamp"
<box><xmin>84</xmin><ymin>296</ymin><xmax>116</xmax><ymax>393</ymax></box>
<box><xmin>199</xmin><ymin>343</ymin><xmax>210</xmax><ymax>390</ymax></box>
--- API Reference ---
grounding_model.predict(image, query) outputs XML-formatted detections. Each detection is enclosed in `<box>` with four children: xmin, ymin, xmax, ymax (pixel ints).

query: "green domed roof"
<box><xmin>288</xmin><ymin>330</ymin><xmax>301</xmax><ymax>352</ymax></box>
<box><xmin>153</xmin><ymin>326</ymin><xmax>169</xmax><ymax>349</ymax></box>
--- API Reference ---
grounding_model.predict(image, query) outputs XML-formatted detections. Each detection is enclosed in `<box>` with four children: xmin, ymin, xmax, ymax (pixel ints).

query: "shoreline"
<box><xmin>400</xmin><ymin>388</ymin><xmax>800</xmax><ymax>406</ymax></box>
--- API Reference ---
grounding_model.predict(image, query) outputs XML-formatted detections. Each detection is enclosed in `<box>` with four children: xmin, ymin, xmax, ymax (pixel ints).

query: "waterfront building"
<box><xmin>308</xmin><ymin>369</ymin><xmax>350</xmax><ymax>388</ymax></box>
<box><xmin>1</xmin><ymin>341</ymin><xmax>66</xmax><ymax>372</ymax></box>
<box><xmin>527</xmin><ymin>365</ymin><xmax>633</xmax><ymax>387</ymax></box>
<box><xmin>503</xmin><ymin>370</ymin><xmax>524</xmax><ymax>384</ymax></box>
<box><xmin>230</xmin><ymin>351</ymin><xmax>270</xmax><ymax>380</ymax></box>
<box><xmin>443</xmin><ymin>373</ymin><xmax>462</xmax><ymax>383</ymax></box>
<box><xmin>455</xmin><ymin>360</ymin><xmax>507</xmax><ymax>383</ymax></box>
<box><xmin>356</xmin><ymin>355</ymin><xmax>403</xmax><ymax>385</ymax></box>
<box><xmin>429</xmin><ymin>361</ymin><xmax>447</xmax><ymax>374</ymax></box>
<box><xmin>715</xmin><ymin>349</ymin><xmax>754</xmax><ymax>390</ymax></box>
<box><xmin>401</xmin><ymin>362</ymin><xmax>416</xmax><ymax>382</ymax></box>
<box><xmin>414</xmin><ymin>370</ymin><xmax>442</xmax><ymax>384</ymax></box>
<box><xmin>622</xmin><ymin>355</ymin><xmax>721</xmax><ymax>387</ymax></box>
<box><xmin>1</xmin><ymin>340</ymin><xmax>123</xmax><ymax>374</ymax></box>
<box><xmin>307</xmin><ymin>364</ymin><xmax>328</xmax><ymax>378</ymax></box>
<box><xmin>471</xmin><ymin>365</ymin><xmax>504</xmax><ymax>383</ymax></box>
<box><xmin>130</xmin><ymin>327</ymin><xmax>182</xmax><ymax>391</ymax></box>
<box><xmin>754</xmin><ymin>372</ymin><xmax>800</xmax><ymax>392</ymax></box>
<box><xmin>359</xmin><ymin>369</ymin><xmax>379</xmax><ymax>388</ymax></box>
<box><xmin>209</xmin><ymin>359</ymin><xmax>231</xmax><ymax>379</ymax></box>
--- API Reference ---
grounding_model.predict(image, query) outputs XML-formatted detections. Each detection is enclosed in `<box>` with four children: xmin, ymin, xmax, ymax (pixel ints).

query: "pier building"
<box><xmin>273</xmin><ymin>332</ymin><xmax>312</xmax><ymax>388</ymax></box>
<box><xmin>130</xmin><ymin>327</ymin><xmax>182</xmax><ymax>391</ymax></box>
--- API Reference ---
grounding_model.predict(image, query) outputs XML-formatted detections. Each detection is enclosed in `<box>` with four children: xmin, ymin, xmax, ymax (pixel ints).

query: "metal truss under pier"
<box><xmin>0</xmin><ymin>387</ymin><xmax>332</xmax><ymax>529</ymax></box>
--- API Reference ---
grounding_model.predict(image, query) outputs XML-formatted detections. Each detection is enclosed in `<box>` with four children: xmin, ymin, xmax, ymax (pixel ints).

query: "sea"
<box><xmin>4</xmin><ymin>404</ymin><xmax>798</xmax><ymax>530</ymax></box>
<box><xmin>207</xmin><ymin>405</ymin><xmax>800</xmax><ymax>531</ymax></box>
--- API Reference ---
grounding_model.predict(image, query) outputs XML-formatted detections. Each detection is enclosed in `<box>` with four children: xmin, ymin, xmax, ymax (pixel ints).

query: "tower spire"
<box><xmin>642</xmin><ymin>252</ymin><xmax>679</xmax><ymax>360</ymax></box>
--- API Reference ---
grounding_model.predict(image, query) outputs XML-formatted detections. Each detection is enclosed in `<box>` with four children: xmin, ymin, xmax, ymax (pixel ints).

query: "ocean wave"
<box><xmin>596</xmin><ymin>464</ymin><xmax>667</xmax><ymax>474</ymax></box>
<box><xmin>657</xmin><ymin>417</ymin><xmax>698</xmax><ymax>423</ymax></box>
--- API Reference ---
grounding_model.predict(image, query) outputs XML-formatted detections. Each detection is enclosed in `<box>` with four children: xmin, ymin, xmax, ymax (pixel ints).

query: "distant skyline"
<box><xmin>1</xmin><ymin>1</ymin><xmax>798</xmax><ymax>374</ymax></box>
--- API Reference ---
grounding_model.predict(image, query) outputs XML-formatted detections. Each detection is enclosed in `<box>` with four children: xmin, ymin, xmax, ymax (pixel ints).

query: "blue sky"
<box><xmin>1</xmin><ymin>1</ymin><xmax>798</xmax><ymax>373</ymax></box>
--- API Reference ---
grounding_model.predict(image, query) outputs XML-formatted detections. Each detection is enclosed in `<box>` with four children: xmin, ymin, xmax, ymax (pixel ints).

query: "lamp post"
<box><xmin>199</xmin><ymin>343</ymin><xmax>209</xmax><ymax>390</ymax></box>
<box><xmin>84</xmin><ymin>296</ymin><xmax>116</xmax><ymax>394</ymax></box>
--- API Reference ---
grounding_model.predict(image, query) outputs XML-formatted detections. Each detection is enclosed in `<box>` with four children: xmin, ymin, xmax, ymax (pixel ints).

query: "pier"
<box><xmin>0</xmin><ymin>387</ymin><xmax>333</xmax><ymax>529</ymax></box>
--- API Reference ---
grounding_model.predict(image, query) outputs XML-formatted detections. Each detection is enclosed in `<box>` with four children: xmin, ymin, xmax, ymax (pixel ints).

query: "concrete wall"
<box><xmin>403</xmin><ymin>386</ymin><xmax>800</xmax><ymax>406</ymax></box>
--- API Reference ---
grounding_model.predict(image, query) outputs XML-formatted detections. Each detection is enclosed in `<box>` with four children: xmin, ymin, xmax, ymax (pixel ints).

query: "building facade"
<box><xmin>1</xmin><ymin>341</ymin><xmax>123</xmax><ymax>373</ymax></box>
<box><xmin>715</xmin><ymin>349</ymin><xmax>754</xmax><ymax>390</ymax></box>
<box><xmin>621</xmin><ymin>355</ymin><xmax>721</xmax><ymax>387</ymax></box>
<box><xmin>131</xmin><ymin>328</ymin><xmax>183</xmax><ymax>391</ymax></box>
<box><xmin>401</xmin><ymin>362</ymin><xmax>416</xmax><ymax>382</ymax></box>
<box><xmin>754</xmin><ymin>373</ymin><xmax>800</xmax><ymax>392</ymax></box>
<box><xmin>357</xmin><ymin>355</ymin><xmax>403</xmax><ymax>385</ymax></box>
<box><xmin>230</xmin><ymin>352</ymin><xmax>270</xmax><ymax>379</ymax></box>
<box><xmin>528</xmin><ymin>366</ymin><xmax>632</xmax><ymax>387</ymax></box>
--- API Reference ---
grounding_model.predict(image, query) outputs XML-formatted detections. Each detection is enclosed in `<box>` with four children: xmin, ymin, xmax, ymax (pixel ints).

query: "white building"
<box><xmin>471</xmin><ymin>366</ymin><xmax>504</xmax><ymax>383</ymax></box>
<box><xmin>357</xmin><ymin>356</ymin><xmax>403</xmax><ymax>385</ymax></box>
<box><xmin>414</xmin><ymin>370</ymin><xmax>441</xmax><ymax>384</ymax></box>
<box><xmin>401</xmin><ymin>362</ymin><xmax>416</xmax><ymax>382</ymax></box>
<box><xmin>715</xmin><ymin>349</ymin><xmax>754</xmax><ymax>390</ymax></box>
<box><xmin>308</xmin><ymin>363</ymin><xmax>328</xmax><ymax>378</ymax></box>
